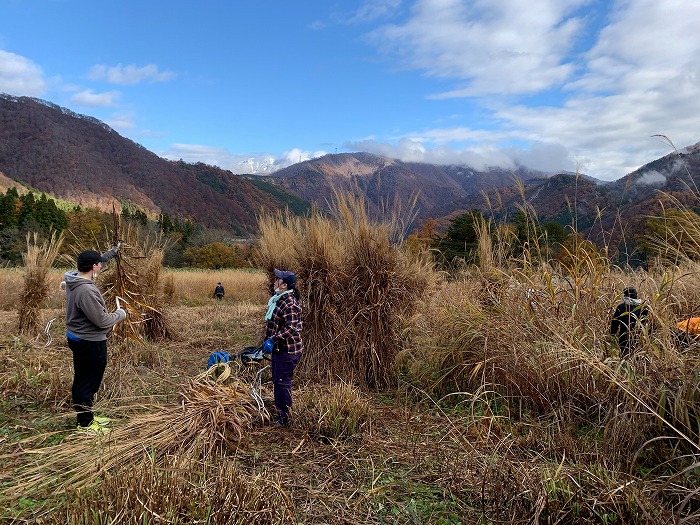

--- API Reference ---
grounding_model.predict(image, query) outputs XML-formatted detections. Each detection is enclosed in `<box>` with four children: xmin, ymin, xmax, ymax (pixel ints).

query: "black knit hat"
<box><xmin>623</xmin><ymin>287</ymin><xmax>638</xmax><ymax>299</ymax></box>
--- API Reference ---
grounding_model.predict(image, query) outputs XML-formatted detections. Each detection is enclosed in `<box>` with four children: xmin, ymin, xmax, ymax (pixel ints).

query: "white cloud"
<box><xmin>0</xmin><ymin>50</ymin><xmax>46</xmax><ymax>96</ymax></box>
<box><xmin>87</xmin><ymin>64</ymin><xmax>175</xmax><ymax>85</ymax></box>
<box><xmin>159</xmin><ymin>144</ymin><xmax>327</xmax><ymax>174</ymax></box>
<box><xmin>280</xmin><ymin>148</ymin><xmax>327</xmax><ymax>166</ymax></box>
<box><xmin>507</xmin><ymin>142</ymin><xmax>575</xmax><ymax>173</ymax></box>
<box><xmin>573</xmin><ymin>0</ymin><xmax>699</xmax><ymax>94</ymax></box>
<box><xmin>350</xmin><ymin>0</ymin><xmax>402</xmax><ymax>23</ymax></box>
<box><xmin>349</xmin><ymin>137</ymin><xmax>527</xmax><ymax>171</ymax></box>
<box><xmin>361</xmin><ymin>0</ymin><xmax>700</xmax><ymax>180</ymax></box>
<box><xmin>369</xmin><ymin>0</ymin><xmax>587</xmax><ymax>96</ymax></box>
<box><xmin>70</xmin><ymin>89</ymin><xmax>120</xmax><ymax>107</ymax></box>
<box><xmin>106</xmin><ymin>112</ymin><xmax>136</xmax><ymax>130</ymax></box>
<box><xmin>636</xmin><ymin>171</ymin><xmax>666</xmax><ymax>186</ymax></box>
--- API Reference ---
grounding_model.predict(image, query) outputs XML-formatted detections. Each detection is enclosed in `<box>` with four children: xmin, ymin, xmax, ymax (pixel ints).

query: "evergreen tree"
<box><xmin>0</xmin><ymin>187</ymin><xmax>19</xmax><ymax>229</ymax></box>
<box><xmin>18</xmin><ymin>191</ymin><xmax>36</xmax><ymax>229</ymax></box>
<box><xmin>435</xmin><ymin>210</ymin><xmax>484</xmax><ymax>265</ymax></box>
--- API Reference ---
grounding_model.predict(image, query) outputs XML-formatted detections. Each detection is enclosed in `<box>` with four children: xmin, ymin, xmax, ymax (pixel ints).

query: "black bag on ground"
<box><xmin>235</xmin><ymin>345</ymin><xmax>264</xmax><ymax>364</ymax></box>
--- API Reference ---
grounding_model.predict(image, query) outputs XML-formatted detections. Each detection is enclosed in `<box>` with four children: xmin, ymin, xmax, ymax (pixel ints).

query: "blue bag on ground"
<box><xmin>207</xmin><ymin>350</ymin><xmax>230</xmax><ymax>369</ymax></box>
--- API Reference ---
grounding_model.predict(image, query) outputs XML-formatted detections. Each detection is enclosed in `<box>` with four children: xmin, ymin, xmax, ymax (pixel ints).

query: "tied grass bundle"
<box><xmin>256</xmin><ymin>190</ymin><xmax>438</xmax><ymax>389</ymax></box>
<box><xmin>8</xmin><ymin>366</ymin><xmax>260</xmax><ymax>496</ymax></box>
<box><xmin>100</xmin><ymin>217</ymin><xmax>171</xmax><ymax>342</ymax></box>
<box><xmin>16</xmin><ymin>231</ymin><xmax>64</xmax><ymax>336</ymax></box>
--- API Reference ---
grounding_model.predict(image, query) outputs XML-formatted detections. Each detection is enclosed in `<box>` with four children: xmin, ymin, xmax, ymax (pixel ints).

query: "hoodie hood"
<box><xmin>64</xmin><ymin>270</ymin><xmax>93</xmax><ymax>292</ymax></box>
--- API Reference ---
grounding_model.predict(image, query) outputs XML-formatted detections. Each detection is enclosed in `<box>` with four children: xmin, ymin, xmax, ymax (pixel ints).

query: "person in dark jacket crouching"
<box><xmin>610</xmin><ymin>286</ymin><xmax>649</xmax><ymax>359</ymax></box>
<box><xmin>64</xmin><ymin>247</ymin><xmax>126</xmax><ymax>434</ymax></box>
<box><xmin>262</xmin><ymin>268</ymin><xmax>303</xmax><ymax>427</ymax></box>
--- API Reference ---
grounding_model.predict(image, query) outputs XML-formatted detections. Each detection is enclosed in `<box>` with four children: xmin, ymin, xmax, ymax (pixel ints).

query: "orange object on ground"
<box><xmin>677</xmin><ymin>317</ymin><xmax>700</xmax><ymax>335</ymax></box>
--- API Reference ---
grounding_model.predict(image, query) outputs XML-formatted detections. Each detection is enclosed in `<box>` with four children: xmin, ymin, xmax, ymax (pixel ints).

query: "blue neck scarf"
<box><xmin>265</xmin><ymin>289</ymin><xmax>292</xmax><ymax>320</ymax></box>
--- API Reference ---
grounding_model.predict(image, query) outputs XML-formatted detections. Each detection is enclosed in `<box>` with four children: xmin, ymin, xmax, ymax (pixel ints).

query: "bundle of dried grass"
<box><xmin>293</xmin><ymin>381</ymin><xmax>371</xmax><ymax>441</ymax></box>
<box><xmin>256</xmin><ymin>191</ymin><xmax>439</xmax><ymax>389</ymax></box>
<box><xmin>99</xmin><ymin>212</ymin><xmax>171</xmax><ymax>342</ymax></box>
<box><xmin>8</xmin><ymin>366</ymin><xmax>260</xmax><ymax>496</ymax></box>
<box><xmin>284</xmin><ymin>211</ymin><xmax>346</xmax><ymax>381</ymax></box>
<box><xmin>16</xmin><ymin>231</ymin><xmax>64</xmax><ymax>336</ymax></box>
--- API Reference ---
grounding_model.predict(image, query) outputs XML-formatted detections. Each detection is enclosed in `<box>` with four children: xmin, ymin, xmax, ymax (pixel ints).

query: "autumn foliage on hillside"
<box><xmin>0</xmin><ymin>95</ymin><xmax>295</xmax><ymax>233</ymax></box>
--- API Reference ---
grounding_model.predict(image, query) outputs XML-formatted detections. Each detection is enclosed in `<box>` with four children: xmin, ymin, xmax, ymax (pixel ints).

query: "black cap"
<box><xmin>77</xmin><ymin>250</ymin><xmax>109</xmax><ymax>269</ymax></box>
<box><xmin>623</xmin><ymin>287</ymin><xmax>638</xmax><ymax>299</ymax></box>
<box><xmin>274</xmin><ymin>268</ymin><xmax>297</xmax><ymax>288</ymax></box>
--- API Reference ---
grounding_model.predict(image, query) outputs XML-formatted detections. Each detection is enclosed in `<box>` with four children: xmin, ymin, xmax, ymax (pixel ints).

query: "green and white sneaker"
<box><xmin>76</xmin><ymin>420</ymin><xmax>110</xmax><ymax>435</ymax></box>
<box><xmin>93</xmin><ymin>415</ymin><xmax>111</xmax><ymax>427</ymax></box>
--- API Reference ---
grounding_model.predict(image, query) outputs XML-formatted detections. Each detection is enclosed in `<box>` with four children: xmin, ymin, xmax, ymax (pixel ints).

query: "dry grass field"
<box><xmin>3</xmin><ymin>195</ymin><xmax>700</xmax><ymax>523</ymax></box>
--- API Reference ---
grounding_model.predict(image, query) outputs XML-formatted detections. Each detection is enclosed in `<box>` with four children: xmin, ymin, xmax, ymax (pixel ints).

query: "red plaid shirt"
<box><xmin>265</xmin><ymin>293</ymin><xmax>303</xmax><ymax>355</ymax></box>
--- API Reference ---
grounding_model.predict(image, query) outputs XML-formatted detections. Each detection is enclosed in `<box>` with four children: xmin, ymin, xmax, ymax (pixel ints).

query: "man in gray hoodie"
<box><xmin>65</xmin><ymin>246</ymin><xmax>126</xmax><ymax>433</ymax></box>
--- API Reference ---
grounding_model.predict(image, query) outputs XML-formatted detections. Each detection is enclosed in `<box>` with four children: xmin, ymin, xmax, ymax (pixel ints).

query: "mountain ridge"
<box><xmin>0</xmin><ymin>94</ymin><xmax>305</xmax><ymax>233</ymax></box>
<box><xmin>1</xmin><ymin>93</ymin><xmax>698</xmax><ymax>248</ymax></box>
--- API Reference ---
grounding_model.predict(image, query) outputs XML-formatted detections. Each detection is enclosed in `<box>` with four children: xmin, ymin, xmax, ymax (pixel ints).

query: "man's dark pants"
<box><xmin>68</xmin><ymin>338</ymin><xmax>107</xmax><ymax>427</ymax></box>
<box><xmin>271</xmin><ymin>353</ymin><xmax>300</xmax><ymax>423</ymax></box>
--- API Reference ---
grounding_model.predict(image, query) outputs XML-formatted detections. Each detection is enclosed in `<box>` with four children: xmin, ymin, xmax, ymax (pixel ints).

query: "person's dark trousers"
<box><xmin>271</xmin><ymin>353</ymin><xmax>300</xmax><ymax>424</ymax></box>
<box><xmin>68</xmin><ymin>338</ymin><xmax>108</xmax><ymax>427</ymax></box>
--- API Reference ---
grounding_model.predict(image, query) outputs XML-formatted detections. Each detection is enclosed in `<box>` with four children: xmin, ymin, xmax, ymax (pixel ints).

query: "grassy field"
<box><xmin>0</xmin><ymin>267</ymin><xmax>269</xmax><ymax>311</ymax></box>
<box><xmin>4</xmin><ymin>189</ymin><xmax>700</xmax><ymax>524</ymax></box>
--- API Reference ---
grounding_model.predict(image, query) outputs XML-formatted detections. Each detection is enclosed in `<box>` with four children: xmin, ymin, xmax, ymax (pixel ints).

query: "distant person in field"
<box><xmin>64</xmin><ymin>246</ymin><xmax>126</xmax><ymax>434</ymax></box>
<box><xmin>213</xmin><ymin>282</ymin><xmax>225</xmax><ymax>301</ymax></box>
<box><xmin>610</xmin><ymin>286</ymin><xmax>649</xmax><ymax>358</ymax></box>
<box><xmin>261</xmin><ymin>269</ymin><xmax>303</xmax><ymax>428</ymax></box>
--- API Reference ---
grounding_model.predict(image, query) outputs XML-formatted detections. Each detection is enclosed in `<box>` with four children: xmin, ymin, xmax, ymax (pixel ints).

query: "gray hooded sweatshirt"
<box><xmin>64</xmin><ymin>271</ymin><xmax>126</xmax><ymax>341</ymax></box>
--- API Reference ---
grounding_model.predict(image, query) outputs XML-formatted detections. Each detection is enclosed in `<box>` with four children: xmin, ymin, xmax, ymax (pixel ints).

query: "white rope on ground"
<box><xmin>250</xmin><ymin>364</ymin><xmax>270</xmax><ymax>420</ymax></box>
<box><xmin>43</xmin><ymin>317</ymin><xmax>56</xmax><ymax>347</ymax></box>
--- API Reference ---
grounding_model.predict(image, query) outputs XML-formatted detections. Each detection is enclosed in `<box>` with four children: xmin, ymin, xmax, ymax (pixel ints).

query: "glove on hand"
<box><xmin>116</xmin><ymin>307</ymin><xmax>127</xmax><ymax>318</ymax></box>
<box><xmin>262</xmin><ymin>339</ymin><xmax>274</xmax><ymax>354</ymax></box>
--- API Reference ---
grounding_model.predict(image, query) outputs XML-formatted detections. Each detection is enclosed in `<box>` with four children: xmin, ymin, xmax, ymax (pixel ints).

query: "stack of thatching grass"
<box><xmin>16</xmin><ymin>232</ymin><xmax>64</xmax><ymax>337</ymax></box>
<box><xmin>98</xmin><ymin>220</ymin><xmax>171</xmax><ymax>343</ymax></box>
<box><xmin>256</xmin><ymin>191</ymin><xmax>438</xmax><ymax>389</ymax></box>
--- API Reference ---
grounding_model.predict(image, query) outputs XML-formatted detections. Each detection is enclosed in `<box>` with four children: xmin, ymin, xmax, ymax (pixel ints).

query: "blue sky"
<box><xmin>1</xmin><ymin>0</ymin><xmax>698</xmax><ymax>181</ymax></box>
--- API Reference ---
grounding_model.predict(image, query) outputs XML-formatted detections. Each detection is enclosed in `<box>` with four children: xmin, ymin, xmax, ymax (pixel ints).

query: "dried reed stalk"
<box><xmin>16</xmin><ymin>231</ymin><xmax>64</xmax><ymax>336</ymax></box>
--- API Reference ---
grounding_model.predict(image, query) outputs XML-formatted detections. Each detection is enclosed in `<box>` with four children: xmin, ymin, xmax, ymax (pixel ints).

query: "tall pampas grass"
<box><xmin>16</xmin><ymin>231</ymin><xmax>64</xmax><ymax>336</ymax></box>
<box><xmin>475</xmin><ymin>213</ymin><xmax>494</xmax><ymax>274</ymax></box>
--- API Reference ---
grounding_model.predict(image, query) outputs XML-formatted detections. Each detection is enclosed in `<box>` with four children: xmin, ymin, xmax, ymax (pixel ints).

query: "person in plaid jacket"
<box><xmin>262</xmin><ymin>268</ymin><xmax>303</xmax><ymax>427</ymax></box>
